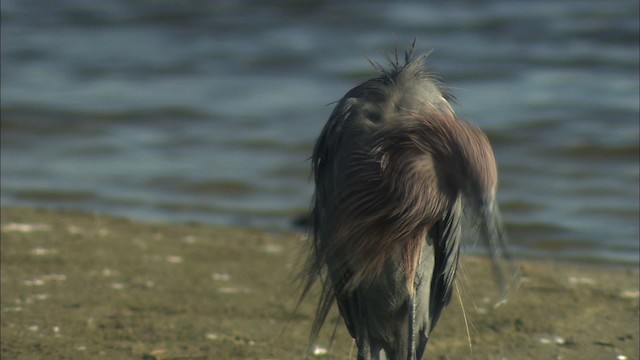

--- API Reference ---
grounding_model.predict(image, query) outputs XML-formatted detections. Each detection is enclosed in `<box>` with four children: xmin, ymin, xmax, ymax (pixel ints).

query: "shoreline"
<box><xmin>2</xmin><ymin>206</ymin><xmax>638</xmax><ymax>359</ymax></box>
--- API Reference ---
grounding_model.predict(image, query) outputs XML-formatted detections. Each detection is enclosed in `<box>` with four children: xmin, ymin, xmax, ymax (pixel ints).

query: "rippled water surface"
<box><xmin>2</xmin><ymin>0</ymin><xmax>638</xmax><ymax>264</ymax></box>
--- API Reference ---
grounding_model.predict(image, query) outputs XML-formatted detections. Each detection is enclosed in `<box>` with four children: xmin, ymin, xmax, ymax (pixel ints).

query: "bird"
<box><xmin>299</xmin><ymin>44</ymin><xmax>512</xmax><ymax>360</ymax></box>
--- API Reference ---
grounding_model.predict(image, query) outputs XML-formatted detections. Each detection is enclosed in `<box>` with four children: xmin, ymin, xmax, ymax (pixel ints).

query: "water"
<box><xmin>1</xmin><ymin>0</ymin><xmax>638</xmax><ymax>265</ymax></box>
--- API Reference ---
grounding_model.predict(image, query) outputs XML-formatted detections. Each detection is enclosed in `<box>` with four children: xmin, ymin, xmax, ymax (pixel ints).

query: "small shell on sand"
<box><xmin>620</xmin><ymin>290</ymin><xmax>639</xmax><ymax>299</ymax></box>
<box><xmin>568</xmin><ymin>276</ymin><xmax>595</xmax><ymax>285</ymax></box>
<box><xmin>2</xmin><ymin>223</ymin><xmax>50</xmax><ymax>232</ymax></box>
<box><xmin>262</xmin><ymin>244</ymin><xmax>283</xmax><ymax>254</ymax></box>
<box><xmin>539</xmin><ymin>336</ymin><xmax>565</xmax><ymax>345</ymax></box>
<box><xmin>111</xmin><ymin>283</ymin><xmax>125</xmax><ymax>290</ymax></box>
<box><xmin>217</xmin><ymin>286</ymin><xmax>250</xmax><ymax>294</ymax></box>
<box><xmin>166</xmin><ymin>255</ymin><xmax>183</xmax><ymax>263</ymax></box>
<box><xmin>212</xmin><ymin>273</ymin><xmax>231</xmax><ymax>281</ymax></box>
<box><xmin>313</xmin><ymin>345</ymin><xmax>328</xmax><ymax>356</ymax></box>
<box><xmin>31</xmin><ymin>247</ymin><xmax>58</xmax><ymax>256</ymax></box>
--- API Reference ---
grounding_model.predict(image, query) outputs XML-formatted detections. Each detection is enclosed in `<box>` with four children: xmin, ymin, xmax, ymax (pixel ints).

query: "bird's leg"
<box><xmin>356</xmin><ymin>312</ymin><xmax>372</xmax><ymax>360</ymax></box>
<box><xmin>357</xmin><ymin>336</ymin><xmax>371</xmax><ymax>360</ymax></box>
<box><xmin>407</xmin><ymin>295</ymin><xmax>416</xmax><ymax>360</ymax></box>
<box><xmin>416</xmin><ymin>331</ymin><xmax>428</xmax><ymax>359</ymax></box>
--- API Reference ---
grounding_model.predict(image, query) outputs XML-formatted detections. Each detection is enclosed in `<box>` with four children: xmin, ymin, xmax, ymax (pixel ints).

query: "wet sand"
<box><xmin>1</xmin><ymin>207</ymin><xmax>638</xmax><ymax>359</ymax></box>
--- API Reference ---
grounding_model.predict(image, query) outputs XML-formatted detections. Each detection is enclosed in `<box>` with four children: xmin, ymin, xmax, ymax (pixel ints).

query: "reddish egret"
<box><xmin>299</xmin><ymin>45</ymin><xmax>512</xmax><ymax>360</ymax></box>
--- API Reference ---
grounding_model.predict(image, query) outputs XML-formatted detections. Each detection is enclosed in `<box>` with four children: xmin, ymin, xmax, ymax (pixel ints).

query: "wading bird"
<box><xmin>300</xmin><ymin>45</ymin><xmax>512</xmax><ymax>360</ymax></box>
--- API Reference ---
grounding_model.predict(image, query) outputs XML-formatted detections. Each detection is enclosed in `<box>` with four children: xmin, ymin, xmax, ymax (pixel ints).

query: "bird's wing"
<box><xmin>311</xmin><ymin>90</ymin><xmax>387</xmax><ymax>341</ymax></box>
<box><xmin>427</xmin><ymin>195</ymin><xmax>462</xmax><ymax>332</ymax></box>
<box><xmin>307</xmin><ymin>96</ymin><xmax>362</xmax><ymax>344</ymax></box>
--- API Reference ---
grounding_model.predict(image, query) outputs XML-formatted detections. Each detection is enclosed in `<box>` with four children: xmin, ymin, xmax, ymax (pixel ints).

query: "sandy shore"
<box><xmin>1</xmin><ymin>207</ymin><xmax>638</xmax><ymax>359</ymax></box>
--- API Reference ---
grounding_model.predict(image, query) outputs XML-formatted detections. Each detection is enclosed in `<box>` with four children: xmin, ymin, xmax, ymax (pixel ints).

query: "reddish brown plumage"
<box><xmin>320</xmin><ymin>107</ymin><xmax>496</xmax><ymax>292</ymax></box>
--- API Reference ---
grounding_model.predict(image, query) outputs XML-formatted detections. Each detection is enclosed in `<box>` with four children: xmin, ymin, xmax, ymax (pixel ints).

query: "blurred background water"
<box><xmin>1</xmin><ymin>0</ymin><xmax>638</xmax><ymax>265</ymax></box>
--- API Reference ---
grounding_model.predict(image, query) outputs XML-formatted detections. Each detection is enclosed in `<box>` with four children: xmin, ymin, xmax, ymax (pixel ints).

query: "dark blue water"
<box><xmin>2</xmin><ymin>0</ymin><xmax>638</xmax><ymax>265</ymax></box>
